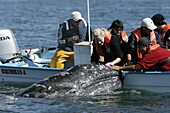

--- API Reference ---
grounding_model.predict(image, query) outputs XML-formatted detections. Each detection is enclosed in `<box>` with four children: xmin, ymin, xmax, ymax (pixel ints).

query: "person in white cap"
<box><xmin>127</xmin><ymin>17</ymin><xmax>162</xmax><ymax>64</ymax></box>
<box><xmin>50</xmin><ymin>11</ymin><xmax>90</xmax><ymax>69</ymax></box>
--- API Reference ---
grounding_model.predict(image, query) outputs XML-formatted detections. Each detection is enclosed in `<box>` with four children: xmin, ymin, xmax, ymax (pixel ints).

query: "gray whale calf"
<box><xmin>17</xmin><ymin>64</ymin><xmax>124</xmax><ymax>98</ymax></box>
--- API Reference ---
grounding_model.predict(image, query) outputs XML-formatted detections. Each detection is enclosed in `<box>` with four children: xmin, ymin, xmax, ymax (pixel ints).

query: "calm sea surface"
<box><xmin>0</xmin><ymin>0</ymin><xmax>170</xmax><ymax>112</ymax></box>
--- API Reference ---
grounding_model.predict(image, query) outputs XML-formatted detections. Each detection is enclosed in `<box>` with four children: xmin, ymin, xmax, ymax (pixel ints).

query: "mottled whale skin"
<box><xmin>17</xmin><ymin>64</ymin><xmax>123</xmax><ymax>98</ymax></box>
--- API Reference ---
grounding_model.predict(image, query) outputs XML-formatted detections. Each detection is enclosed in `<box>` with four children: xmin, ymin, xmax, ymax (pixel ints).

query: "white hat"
<box><xmin>141</xmin><ymin>18</ymin><xmax>157</xmax><ymax>30</ymax></box>
<box><xmin>71</xmin><ymin>11</ymin><xmax>83</xmax><ymax>21</ymax></box>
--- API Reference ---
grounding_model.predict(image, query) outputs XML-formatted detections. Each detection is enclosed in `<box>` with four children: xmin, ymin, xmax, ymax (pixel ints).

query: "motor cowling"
<box><xmin>0</xmin><ymin>29</ymin><xmax>19</xmax><ymax>62</ymax></box>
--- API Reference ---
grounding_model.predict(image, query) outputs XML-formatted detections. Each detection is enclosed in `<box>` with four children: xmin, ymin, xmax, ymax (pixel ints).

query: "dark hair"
<box><xmin>151</xmin><ymin>14</ymin><xmax>166</xmax><ymax>26</ymax></box>
<box><xmin>108</xmin><ymin>19</ymin><xmax>124</xmax><ymax>30</ymax></box>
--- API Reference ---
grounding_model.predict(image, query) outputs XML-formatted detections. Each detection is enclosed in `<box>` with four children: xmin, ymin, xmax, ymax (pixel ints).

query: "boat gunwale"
<box><xmin>124</xmin><ymin>71</ymin><xmax>170</xmax><ymax>75</ymax></box>
<box><xmin>0</xmin><ymin>65</ymin><xmax>66</xmax><ymax>71</ymax></box>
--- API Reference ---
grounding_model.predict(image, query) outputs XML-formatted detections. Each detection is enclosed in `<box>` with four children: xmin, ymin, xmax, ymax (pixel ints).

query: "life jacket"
<box><xmin>121</xmin><ymin>31</ymin><xmax>128</xmax><ymax>43</ymax></box>
<box><xmin>161</xmin><ymin>24</ymin><xmax>170</xmax><ymax>42</ymax></box>
<box><xmin>132</xmin><ymin>28</ymin><xmax>157</xmax><ymax>59</ymax></box>
<box><xmin>58</xmin><ymin>19</ymin><xmax>79</xmax><ymax>51</ymax></box>
<box><xmin>61</xmin><ymin>20</ymin><xmax>79</xmax><ymax>39</ymax></box>
<box><xmin>95</xmin><ymin>32</ymin><xmax>112</xmax><ymax>56</ymax></box>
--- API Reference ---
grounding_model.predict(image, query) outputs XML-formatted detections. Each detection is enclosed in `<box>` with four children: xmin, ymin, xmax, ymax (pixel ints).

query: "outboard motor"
<box><xmin>0</xmin><ymin>29</ymin><xmax>19</xmax><ymax>62</ymax></box>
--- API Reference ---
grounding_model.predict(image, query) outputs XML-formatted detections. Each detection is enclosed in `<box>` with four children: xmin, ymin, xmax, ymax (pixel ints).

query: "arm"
<box><xmin>105</xmin><ymin>57</ymin><xmax>121</xmax><ymax>66</ymax></box>
<box><xmin>120</xmin><ymin>65</ymin><xmax>136</xmax><ymax>70</ymax></box>
<box><xmin>121</xmin><ymin>39</ymin><xmax>132</xmax><ymax>65</ymax></box>
<box><xmin>128</xmin><ymin>34</ymin><xmax>138</xmax><ymax>64</ymax></box>
<box><xmin>126</xmin><ymin>54</ymin><xmax>132</xmax><ymax>65</ymax></box>
<box><xmin>110</xmin><ymin>65</ymin><xmax>136</xmax><ymax>71</ymax></box>
<box><xmin>128</xmin><ymin>34</ymin><xmax>136</xmax><ymax>52</ymax></box>
<box><xmin>154</xmin><ymin>31</ymin><xmax>165</xmax><ymax>48</ymax></box>
<box><xmin>79</xmin><ymin>18</ymin><xmax>87</xmax><ymax>42</ymax></box>
<box><xmin>105</xmin><ymin>35</ymin><xmax>123</xmax><ymax>66</ymax></box>
<box><xmin>58</xmin><ymin>24</ymin><xmax>66</xmax><ymax>45</ymax></box>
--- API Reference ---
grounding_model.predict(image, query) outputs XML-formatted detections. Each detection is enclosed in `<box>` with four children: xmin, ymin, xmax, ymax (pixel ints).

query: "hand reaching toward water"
<box><xmin>109</xmin><ymin>65</ymin><xmax>122</xmax><ymax>70</ymax></box>
<box><xmin>105</xmin><ymin>62</ymin><xmax>115</xmax><ymax>67</ymax></box>
<box><xmin>105</xmin><ymin>58</ymin><xmax>121</xmax><ymax>67</ymax></box>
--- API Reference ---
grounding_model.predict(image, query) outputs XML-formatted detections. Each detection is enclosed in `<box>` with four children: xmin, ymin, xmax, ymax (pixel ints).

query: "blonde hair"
<box><xmin>93</xmin><ymin>28</ymin><xmax>108</xmax><ymax>40</ymax></box>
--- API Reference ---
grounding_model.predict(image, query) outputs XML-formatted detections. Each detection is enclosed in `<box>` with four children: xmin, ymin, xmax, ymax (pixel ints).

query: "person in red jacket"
<box><xmin>109</xmin><ymin>37</ymin><xmax>170</xmax><ymax>71</ymax></box>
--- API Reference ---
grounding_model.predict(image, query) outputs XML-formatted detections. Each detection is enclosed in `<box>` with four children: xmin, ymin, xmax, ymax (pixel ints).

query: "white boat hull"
<box><xmin>124</xmin><ymin>71</ymin><xmax>170</xmax><ymax>92</ymax></box>
<box><xmin>0</xmin><ymin>65</ymin><xmax>65</xmax><ymax>84</ymax></box>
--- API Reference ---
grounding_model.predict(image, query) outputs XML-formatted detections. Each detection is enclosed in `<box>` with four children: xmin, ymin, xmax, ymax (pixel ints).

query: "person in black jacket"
<box><xmin>108</xmin><ymin>19</ymin><xmax>131</xmax><ymax>65</ymax></box>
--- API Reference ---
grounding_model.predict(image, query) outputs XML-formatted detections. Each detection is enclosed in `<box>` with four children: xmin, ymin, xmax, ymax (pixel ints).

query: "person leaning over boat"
<box><xmin>108</xmin><ymin>19</ymin><xmax>131</xmax><ymax>65</ymax></box>
<box><xmin>152</xmin><ymin>13</ymin><xmax>170</xmax><ymax>49</ymax></box>
<box><xmin>127</xmin><ymin>18</ymin><xmax>163</xmax><ymax>64</ymax></box>
<box><xmin>109</xmin><ymin>37</ymin><xmax>170</xmax><ymax>71</ymax></box>
<box><xmin>91</xmin><ymin>28</ymin><xmax>124</xmax><ymax>67</ymax></box>
<box><xmin>50</xmin><ymin>11</ymin><xmax>88</xmax><ymax>68</ymax></box>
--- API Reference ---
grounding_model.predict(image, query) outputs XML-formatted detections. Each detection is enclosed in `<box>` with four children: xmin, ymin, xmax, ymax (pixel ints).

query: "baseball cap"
<box><xmin>151</xmin><ymin>14</ymin><xmax>166</xmax><ymax>26</ymax></box>
<box><xmin>138</xmin><ymin>37</ymin><xmax>153</xmax><ymax>46</ymax></box>
<box><xmin>70</xmin><ymin>11</ymin><xmax>83</xmax><ymax>21</ymax></box>
<box><xmin>141</xmin><ymin>18</ymin><xmax>157</xmax><ymax>30</ymax></box>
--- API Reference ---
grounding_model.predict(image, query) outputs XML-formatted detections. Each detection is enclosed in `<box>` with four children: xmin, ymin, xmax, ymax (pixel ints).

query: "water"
<box><xmin>0</xmin><ymin>0</ymin><xmax>170</xmax><ymax>112</ymax></box>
